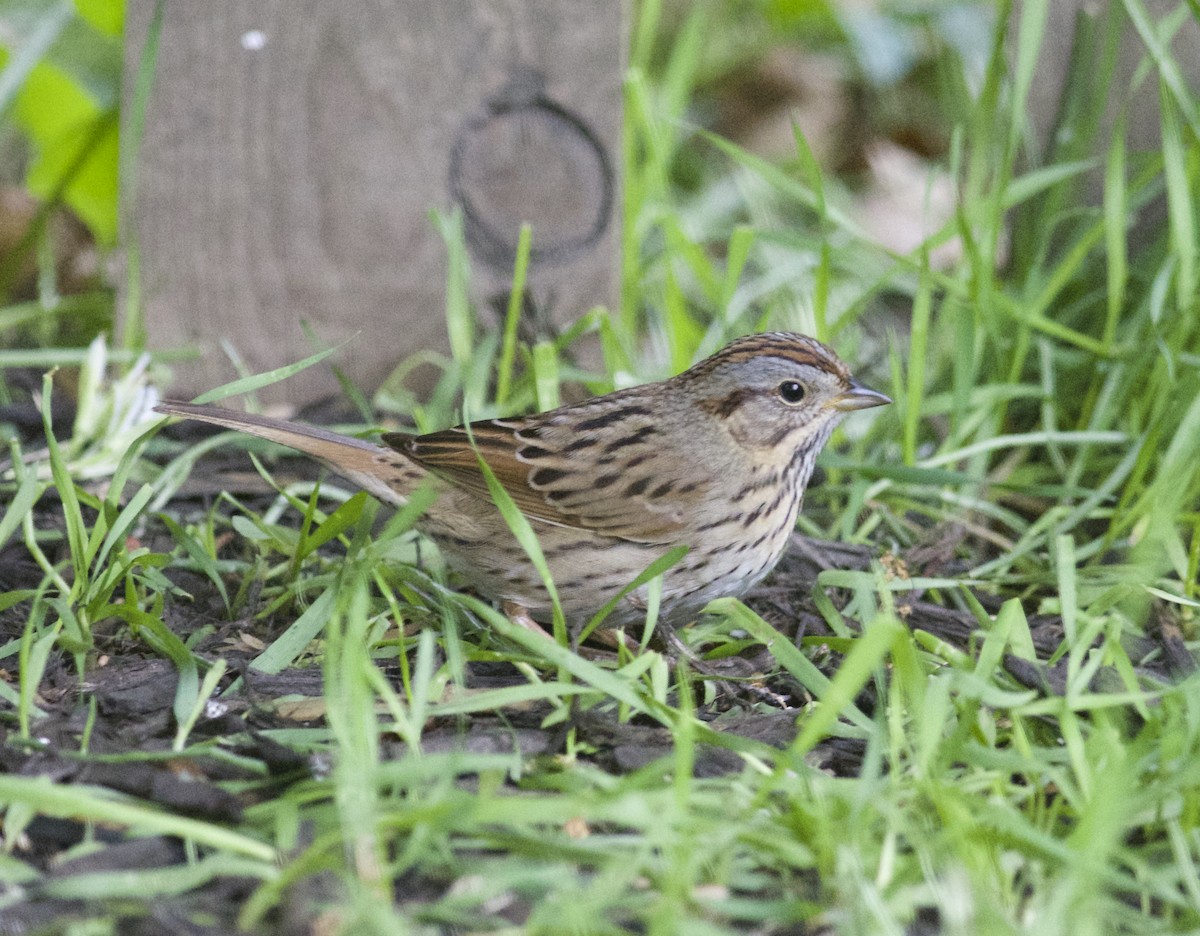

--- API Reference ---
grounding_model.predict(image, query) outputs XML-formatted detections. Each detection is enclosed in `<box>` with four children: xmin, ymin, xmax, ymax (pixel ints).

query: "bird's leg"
<box><xmin>661</xmin><ymin>626</ymin><xmax>790</xmax><ymax>709</ymax></box>
<box><xmin>501</xmin><ymin>600</ymin><xmax>628</xmax><ymax>666</ymax></box>
<box><xmin>502</xmin><ymin>600</ymin><xmax>551</xmax><ymax>637</ymax></box>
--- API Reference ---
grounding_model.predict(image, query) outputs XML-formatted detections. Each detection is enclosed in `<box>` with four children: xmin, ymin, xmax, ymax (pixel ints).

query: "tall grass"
<box><xmin>1</xmin><ymin>1</ymin><xmax>1199</xmax><ymax>933</ymax></box>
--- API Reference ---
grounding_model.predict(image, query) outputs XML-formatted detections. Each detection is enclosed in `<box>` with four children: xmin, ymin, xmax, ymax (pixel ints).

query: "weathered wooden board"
<box><xmin>123</xmin><ymin>1</ymin><xmax>623</xmax><ymax>404</ymax></box>
<box><xmin>1017</xmin><ymin>1</ymin><xmax>1200</xmax><ymax>187</ymax></box>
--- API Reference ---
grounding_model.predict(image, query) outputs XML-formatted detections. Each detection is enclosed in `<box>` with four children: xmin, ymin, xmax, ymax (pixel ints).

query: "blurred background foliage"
<box><xmin>0</xmin><ymin>0</ymin><xmax>995</xmax><ymax>343</ymax></box>
<box><xmin>0</xmin><ymin>0</ymin><xmax>120</xmax><ymax>354</ymax></box>
<box><xmin>0</xmin><ymin>0</ymin><xmax>120</xmax><ymax>245</ymax></box>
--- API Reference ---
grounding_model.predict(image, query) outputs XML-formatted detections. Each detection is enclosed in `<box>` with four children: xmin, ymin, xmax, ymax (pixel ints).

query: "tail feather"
<box><xmin>154</xmin><ymin>400</ymin><xmax>422</xmax><ymax>506</ymax></box>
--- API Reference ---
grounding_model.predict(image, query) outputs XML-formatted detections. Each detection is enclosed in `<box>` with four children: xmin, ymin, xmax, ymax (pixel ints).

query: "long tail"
<box><xmin>154</xmin><ymin>400</ymin><xmax>424</xmax><ymax>506</ymax></box>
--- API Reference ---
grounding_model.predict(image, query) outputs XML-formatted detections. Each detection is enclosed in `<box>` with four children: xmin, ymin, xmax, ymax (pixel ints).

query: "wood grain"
<box><xmin>122</xmin><ymin>1</ymin><xmax>623</xmax><ymax>405</ymax></box>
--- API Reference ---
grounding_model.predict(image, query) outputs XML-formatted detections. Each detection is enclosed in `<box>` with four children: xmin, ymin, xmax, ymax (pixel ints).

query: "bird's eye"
<box><xmin>777</xmin><ymin>380</ymin><xmax>806</xmax><ymax>404</ymax></box>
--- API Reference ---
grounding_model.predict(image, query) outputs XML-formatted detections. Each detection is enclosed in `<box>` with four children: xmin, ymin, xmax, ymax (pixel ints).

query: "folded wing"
<box><xmin>383</xmin><ymin>398</ymin><xmax>709</xmax><ymax>544</ymax></box>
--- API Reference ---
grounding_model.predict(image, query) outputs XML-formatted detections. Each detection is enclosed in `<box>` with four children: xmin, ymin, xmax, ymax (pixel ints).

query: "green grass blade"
<box><xmin>188</xmin><ymin>341</ymin><xmax>350</xmax><ymax>405</ymax></box>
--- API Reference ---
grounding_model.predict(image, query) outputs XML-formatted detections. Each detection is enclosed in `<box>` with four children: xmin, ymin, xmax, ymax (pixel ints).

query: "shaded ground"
<box><xmin>0</xmin><ymin>422</ymin><xmax>1193</xmax><ymax>934</ymax></box>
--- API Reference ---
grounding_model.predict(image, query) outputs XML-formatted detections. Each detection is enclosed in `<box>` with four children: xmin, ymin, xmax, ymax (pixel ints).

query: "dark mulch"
<box><xmin>1</xmin><ymin>427</ymin><xmax>1191</xmax><ymax>933</ymax></box>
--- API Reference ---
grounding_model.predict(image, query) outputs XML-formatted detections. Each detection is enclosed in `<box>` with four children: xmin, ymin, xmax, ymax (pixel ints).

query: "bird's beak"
<box><xmin>831</xmin><ymin>379</ymin><xmax>891</xmax><ymax>412</ymax></box>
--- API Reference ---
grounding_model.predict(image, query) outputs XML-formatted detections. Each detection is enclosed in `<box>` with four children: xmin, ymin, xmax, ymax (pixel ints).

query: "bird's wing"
<box><xmin>382</xmin><ymin>397</ymin><xmax>710</xmax><ymax>544</ymax></box>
